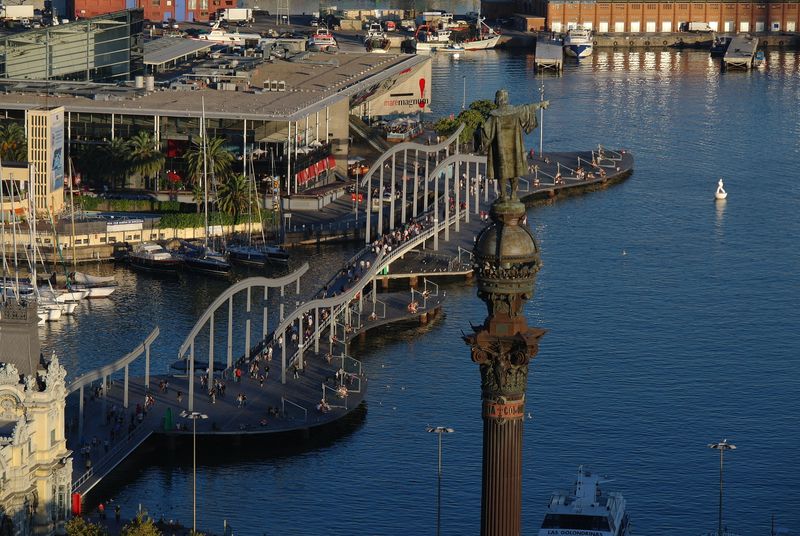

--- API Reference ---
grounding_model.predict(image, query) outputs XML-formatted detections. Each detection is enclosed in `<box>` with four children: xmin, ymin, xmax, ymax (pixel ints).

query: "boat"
<box><xmin>460</xmin><ymin>18</ymin><xmax>501</xmax><ymax>50</ymax></box>
<box><xmin>564</xmin><ymin>27</ymin><xmax>594</xmax><ymax>58</ymax></box>
<box><xmin>412</xmin><ymin>24</ymin><xmax>453</xmax><ymax>51</ymax></box>
<box><xmin>710</xmin><ymin>35</ymin><xmax>732</xmax><ymax>57</ymax></box>
<box><xmin>538</xmin><ymin>466</ymin><xmax>631</xmax><ymax>536</ymax></box>
<box><xmin>308</xmin><ymin>26</ymin><xmax>338</xmax><ymax>51</ymax></box>
<box><xmin>365</xmin><ymin>36</ymin><xmax>391</xmax><ymax>53</ymax></box>
<box><xmin>227</xmin><ymin>243</ymin><xmax>289</xmax><ymax>266</ymax></box>
<box><xmin>128</xmin><ymin>243</ymin><xmax>181</xmax><ymax>274</ymax></box>
<box><xmin>384</xmin><ymin>117</ymin><xmax>424</xmax><ymax>143</ymax></box>
<box><xmin>179</xmin><ymin>100</ymin><xmax>232</xmax><ymax>278</ymax></box>
<box><xmin>198</xmin><ymin>22</ymin><xmax>261</xmax><ymax>44</ymax></box>
<box><xmin>363</xmin><ymin>22</ymin><xmax>386</xmax><ymax>41</ymax></box>
<box><xmin>180</xmin><ymin>243</ymin><xmax>232</xmax><ymax>276</ymax></box>
<box><xmin>68</xmin><ymin>271</ymin><xmax>117</xmax><ymax>298</ymax></box>
<box><xmin>715</xmin><ymin>178</ymin><xmax>728</xmax><ymax>200</ymax></box>
<box><xmin>754</xmin><ymin>50</ymin><xmax>765</xmax><ymax>67</ymax></box>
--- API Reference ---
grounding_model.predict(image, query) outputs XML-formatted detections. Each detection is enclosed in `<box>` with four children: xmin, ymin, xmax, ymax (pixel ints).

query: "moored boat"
<box><xmin>180</xmin><ymin>244</ymin><xmax>232</xmax><ymax>276</ymax></box>
<box><xmin>365</xmin><ymin>36</ymin><xmax>391</xmax><ymax>53</ymax></box>
<box><xmin>308</xmin><ymin>26</ymin><xmax>338</xmax><ymax>51</ymax></box>
<box><xmin>227</xmin><ymin>244</ymin><xmax>289</xmax><ymax>266</ymax></box>
<box><xmin>128</xmin><ymin>243</ymin><xmax>181</xmax><ymax>274</ymax></box>
<box><xmin>564</xmin><ymin>27</ymin><xmax>594</xmax><ymax>58</ymax></box>
<box><xmin>459</xmin><ymin>18</ymin><xmax>501</xmax><ymax>50</ymax></box>
<box><xmin>538</xmin><ymin>466</ymin><xmax>631</xmax><ymax>536</ymax></box>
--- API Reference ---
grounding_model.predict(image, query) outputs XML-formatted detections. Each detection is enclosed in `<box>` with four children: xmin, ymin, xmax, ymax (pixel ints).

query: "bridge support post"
<box><xmin>281</xmin><ymin>341</ymin><xmax>287</xmax><ymax>384</ymax></box>
<box><xmin>474</xmin><ymin>162</ymin><xmax>480</xmax><ymax>215</ymax></box>
<box><xmin>78</xmin><ymin>385</ymin><xmax>84</xmax><ymax>442</ymax></box>
<box><xmin>465</xmin><ymin>161</ymin><xmax>470</xmax><ymax>223</ymax></box>
<box><xmin>402</xmin><ymin>150</ymin><xmax>408</xmax><ymax>224</ymax></box>
<box><xmin>378</xmin><ymin>166</ymin><xmax>384</xmax><ymax>235</ymax></box>
<box><xmin>123</xmin><ymin>364</ymin><xmax>129</xmax><ymax>409</ymax></box>
<box><xmin>444</xmin><ymin>167</ymin><xmax>450</xmax><ymax>242</ymax></box>
<box><xmin>390</xmin><ymin>153</ymin><xmax>396</xmax><ymax>230</ymax></box>
<box><xmin>189</xmin><ymin>341</ymin><xmax>195</xmax><ymax>411</ymax></box>
<box><xmin>424</xmin><ymin>154</ymin><xmax>429</xmax><ymax>212</ymax></box>
<box><xmin>298</xmin><ymin>318</ymin><xmax>304</xmax><ymax>371</ymax></box>
<box><xmin>366</xmin><ymin>170</ymin><xmax>372</xmax><ymax>244</ymax></box>
<box><xmin>372</xmin><ymin>277</ymin><xmax>377</xmax><ymax>307</ymax></box>
<box><xmin>296</xmin><ymin>277</ymin><xmax>300</xmax><ymax>296</ymax></box>
<box><xmin>434</xmin><ymin>171</ymin><xmax>439</xmax><ymax>251</ymax></box>
<box><xmin>280</xmin><ymin>285</ymin><xmax>285</xmax><ymax>322</ymax></box>
<box><xmin>268</xmin><ymin>287</ymin><xmax>269</xmax><ymax>341</ymax></box>
<box><xmin>145</xmin><ymin>342</ymin><xmax>151</xmax><ymax>390</ymax></box>
<box><xmin>209</xmin><ymin>315</ymin><xmax>215</xmax><ymax>380</ymax></box>
<box><xmin>456</xmin><ymin>163</ymin><xmax>461</xmax><ymax>232</ymax></box>
<box><xmin>245</xmin><ymin>287</ymin><xmax>252</xmax><ymax>360</ymax></box>
<box><xmin>413</xmin><ymin>149</ymin><xmax>419</xmax><ymax>218</ymax></box>
<box><xmin>485</xmin><ymin>173</ymin><xmax>489</xmax><ymax>203</ymax></box>
<box><xmin>227</xmin><ymin>297</ymin><xmax>233</xmax><ymax>369</ymax></box>
<box><xmin>314</xmin><ymin>308</ymin><xmax>319</xmax><ymax>353</ymax></box>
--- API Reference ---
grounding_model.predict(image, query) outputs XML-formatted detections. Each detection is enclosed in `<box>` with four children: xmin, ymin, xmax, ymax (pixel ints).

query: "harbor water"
<box><xmin>43</xmin><ymin>49</ymin><xmax>800</xmax><ymax>534</ymax></box>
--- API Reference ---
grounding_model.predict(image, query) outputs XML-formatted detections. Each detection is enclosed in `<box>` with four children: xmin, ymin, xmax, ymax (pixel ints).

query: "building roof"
<box><xmin>0</xmin><ymin>52</ymin><xmax>429</xmax><ymax>122</ymax></box>
<box><xmin>0</xmin><ymin>301</ymin><xmax>41</xmax><ymax>378</ymax></box>
<box><xmin>143</xmin><ymin>38</ymin><xmax>215</xmax><ymax>67</ymax></box>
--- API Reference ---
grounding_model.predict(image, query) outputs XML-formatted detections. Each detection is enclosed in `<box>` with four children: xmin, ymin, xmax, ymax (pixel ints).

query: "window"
<box><xmin>133</xmin><ymin>234</ymin><xmax>140</xmax><ymax>240</ymax></box>
<box><xmin>614</xmin><ymin>21</ymin><xmax>625</xmax><ymax>32</ymax></box>
<box><xmin>662</xmin><ymin>20</ymin><xmax>673</xmax><ymax>32</ymax></box>
<box><xmin>50</xmin><ymin>429</ymin><xmax>56</xmax><ymax>446</ymax></box>
<box><xmin>108</xmin><ymin>237</ymin><xmax>117</xmax><ymax>243</ymax></box>
<box><xmin>740</xmin><ymin>21</ymin><xmax>750</xmax><ymax>31</ymax></box>
<box><xmin>630</xmin><ymin>20</ymin><xmax>641</xmax><ymax>32</ymax></box>
<box><xmin>598</xmin><ymin>21</ymin><xmax>609</xmax><ymax>32</ymax></box>
<box><xmin>542</xmin><ymin>515</ymin><xmax>611</xmax><ymax>531</ymax></box>
<box><xmin>771</xmin><ymin>21</ymin><xmax>780</xmax><ymax>31</ymax></box>
<box><xmin>100</xmin><ymin>237</ymin><xmax>107</xmax><ymax>243</ymax></box>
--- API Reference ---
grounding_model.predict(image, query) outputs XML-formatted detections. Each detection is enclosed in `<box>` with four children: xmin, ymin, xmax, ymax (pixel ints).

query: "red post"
<box><xmin>71</xmin><ymin>492</ymin><xmax>82</xmax><ymax>516</ymax></box>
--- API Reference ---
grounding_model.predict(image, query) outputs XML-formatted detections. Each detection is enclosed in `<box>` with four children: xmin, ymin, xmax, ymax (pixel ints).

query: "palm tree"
<box><xmin>127</xmin><ymin>132</ymin><xmax>165</xmax><ymax>191</ymax></box>
<box><xmin>216</xmin><ymin>174</ymin><xmax>251</xmax><ymax>234</ymax></box>
<box><xmin>0</xmin><ymin>122</ymin><xmax>27</xmax><ymax>162</ymax></box>
<box><xmin>184</xmin><ymin>136</ymin><xmax>235</xmax><ymax>186</ymax></box>
<box><xmin>104</xmin><ymin>138</ymin><xmax>131</xmax><ymax>190</ymax></box>
<box><xmin>191</xmin><ymin>182</ymin><xmax>204</xmax><ymax>214</ymax></box>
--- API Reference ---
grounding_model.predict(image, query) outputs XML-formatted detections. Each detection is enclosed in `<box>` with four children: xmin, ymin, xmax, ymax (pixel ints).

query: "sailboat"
<box><xmin>226</xmin><ymin>156</ymin><xmax>289</xmax><ymax>266</ymax></box>
<box><xmin>181</xmin><ymin>97</ymin><xmax>232</xmax><ymax>276</ymax></box>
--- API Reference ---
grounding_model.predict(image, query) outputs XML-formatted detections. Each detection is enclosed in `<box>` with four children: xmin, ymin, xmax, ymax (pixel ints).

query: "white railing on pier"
<box><xmin>280</xmin><ymin>397</ymin><xmax>308</xmax><ymax>422</ymax></box>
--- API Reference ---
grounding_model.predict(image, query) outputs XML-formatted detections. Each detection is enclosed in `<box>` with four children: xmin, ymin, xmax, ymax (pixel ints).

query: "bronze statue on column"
<box><xmin>465</xmin><ymin>88</ymin><xmax>548</xmax><ymax>536</ymax></box>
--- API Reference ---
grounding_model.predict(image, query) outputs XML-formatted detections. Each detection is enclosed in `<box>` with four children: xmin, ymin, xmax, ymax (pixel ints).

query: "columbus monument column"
<box><xmin>465</xmin><ymin>89</ymin><xmax>548</xmax><ymax>536</ymax></box>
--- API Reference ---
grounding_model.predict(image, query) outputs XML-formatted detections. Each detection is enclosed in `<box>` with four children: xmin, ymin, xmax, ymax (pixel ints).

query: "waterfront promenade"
<box><xmin>65</xmin><ymin>131</ymin><xmax>633</xmax><ymax>500</ymax></box>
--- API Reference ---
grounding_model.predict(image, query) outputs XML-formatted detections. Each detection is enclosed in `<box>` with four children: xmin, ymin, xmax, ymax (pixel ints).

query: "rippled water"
<box><xmin>44</xmin><ymin>49</ymin><xmax>800</xmax><ymax>534</ymax></box>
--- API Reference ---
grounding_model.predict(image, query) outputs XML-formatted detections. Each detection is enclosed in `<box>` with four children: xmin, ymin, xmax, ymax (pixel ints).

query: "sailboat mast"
<box><xmin>29</xmin><ymin>165</ymin><xmax>37</xmax><ymax>287</ymax></box>
<box><xmin>0</xmin><ymin>157</ymin><xmax>6</xmax><ymax>303</ymax></box>
<box><xmin>69</xmin><ymin>157</ymin><xmax>77</xmax><ymax>270</ymax></box>
<box><xmin>202</xmin><ymin>96</ymin><xmax>209</xmax><ymax>248</ymax></box>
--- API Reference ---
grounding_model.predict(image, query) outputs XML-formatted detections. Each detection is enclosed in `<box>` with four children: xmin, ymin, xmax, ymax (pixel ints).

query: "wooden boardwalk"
<box><xmin>535</xmin><ymin>39</ymin><xmax>564</xmax><ymax>72</ymax></box>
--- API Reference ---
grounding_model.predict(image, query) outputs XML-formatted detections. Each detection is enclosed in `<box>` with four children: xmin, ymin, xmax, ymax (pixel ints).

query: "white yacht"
<box><xmin>539</xmin><ymin>466</ymin><xmax>631</xmax><ymax>536</ymax></box>
<box><xmin>308</xmin><ymin>26</ymin><xmax>338</xmax><ymax>51</ymax></box>
<box><xmin>564</xmin><ymin>27</ymin><xmax>594</xmax><ymax>58</ymax></box>
<box><xmin>199</xmin><ymin>22</ymin><xmax>261</xmax><ymax>44</ymax></box>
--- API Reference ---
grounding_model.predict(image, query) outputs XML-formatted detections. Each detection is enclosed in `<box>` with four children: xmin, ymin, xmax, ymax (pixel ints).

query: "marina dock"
<box><xmin>723</xmin><ymin>35</ymin><xmax>759</xmax><ymax>69</ymax></box>
<box><xmin>534</xmin><ymin>39</ymin><xmax>564</xmax><ymax>72</ymax></box>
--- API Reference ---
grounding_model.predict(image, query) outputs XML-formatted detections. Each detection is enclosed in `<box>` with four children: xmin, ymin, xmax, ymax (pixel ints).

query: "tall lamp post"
<box><xmin>181</xmin><ymin>411</ymin><xmax>208</xmax><ymax>534</ymax></box>
<box><xmin>707</xmin><ymin>439</ymin><xmax>736</xmax><ymax>536</ymax></box>
<box><xmin>427</xmin><ymin>426</ymin><xmax>454</xmax><ymax>536</ymax></box>
<box><xmin>538</xmin><ymin>78</ymin><xmax>545</xmax><ymax>157</ymax></box>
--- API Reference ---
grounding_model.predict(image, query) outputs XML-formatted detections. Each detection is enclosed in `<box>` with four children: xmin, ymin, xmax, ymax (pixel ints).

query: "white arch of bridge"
<box><xmin>176</xmin><ymin>263</ymin><xmax>309</xmax><ymax>411</ymax></box>
<box><xmin>362</xmin><ymin>124</ymin><xmax>466</xmax><ymax>244</ymax></box>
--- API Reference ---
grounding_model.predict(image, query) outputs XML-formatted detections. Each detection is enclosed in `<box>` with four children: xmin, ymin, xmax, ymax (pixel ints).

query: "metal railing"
<box><xmin>72</xmin><ymin>423</ymin><xmax>153</xmax><ymax>492</ymax></box>
<box><xmin>322</xmin><ymin>384</ymin><xmax>349</xmax><ymax>410</ymax></box>
<box><xmin>281</xmin><ymin>397</ymin><xmax>308</xmax><ymax>422</ymax></box>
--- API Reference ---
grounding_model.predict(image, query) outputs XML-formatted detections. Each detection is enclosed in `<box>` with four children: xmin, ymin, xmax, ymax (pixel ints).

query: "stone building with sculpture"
<box><xmin>0</xmin><ymin>300</ymin><xmax>72</xmax><ymax>536</ymax></box>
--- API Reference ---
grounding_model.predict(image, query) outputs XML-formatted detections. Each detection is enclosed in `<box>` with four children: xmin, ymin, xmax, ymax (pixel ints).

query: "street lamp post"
<box><xmin>181</xmin><ymin>411</ymin><xmax>208</xmax><ymax>534</ymax></box>
<box><xmin>539</xmin><ymin>78</ymin><xmax>545</xmax><ymax>157</ymax></box>
<box><xmin>427</xmin><ymin>426</ymin><xmax>454</xmax><ymax>536</ymax></box>
<box><xmin>707</xmin><ymin>439</ymin><xmax>736</xmax><ymax>536</ymax></box>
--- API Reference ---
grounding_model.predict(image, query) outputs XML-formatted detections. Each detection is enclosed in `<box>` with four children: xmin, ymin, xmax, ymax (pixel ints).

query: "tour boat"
<box><xmin>563</xmin><ymin>27</ymin><xmax>594</xmax><ymax>58</ymax></box>
<box><xmin>384</xmin><ymin>118</ymin><xmax>423</xmax><ymax>143</ymax></box>
<box><xmin>128</xmin><ymin>243</ymin><xmax>181</xmax><ymax>274</ymax></box>
<box><xmin>227</xmin><ymin>244</ymin><xmax>290</xmax><ymax>266</ymax></box>
<box><xmin>308</xmin><ymin>26</ymin><xmax>338</xmax><ymax>51</ymax></box>
<box><xmin>538</xmin><ymin>466</ymin><xmax>631</xmax><ymax>536</ymax></box>
<box><xmin>715</xmin><ymin>178</ymin><xmax>728</xmax><ymax>200</ymax></box>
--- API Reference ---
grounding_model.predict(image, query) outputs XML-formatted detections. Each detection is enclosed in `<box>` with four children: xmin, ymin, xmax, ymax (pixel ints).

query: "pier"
<box><xmin>64</xmin><ymin>125</ymin><xmax>633</xmax><ymax>502</ymax></box>
<box><xmin>534</xmin><ymin>39</ymin><xmax>564</xmax><ymax>72</ymax></box>
<box><xmin>723</xmin><ymin>35</ymin><xmax>759</xmax><ymax>69</ymax></box>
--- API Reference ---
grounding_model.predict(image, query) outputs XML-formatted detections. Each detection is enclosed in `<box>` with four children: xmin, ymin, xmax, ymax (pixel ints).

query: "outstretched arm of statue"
<box><xmin>519</xmin><ymin>100</ymin><xmax>551</xmax><ymax>133</ymax></box>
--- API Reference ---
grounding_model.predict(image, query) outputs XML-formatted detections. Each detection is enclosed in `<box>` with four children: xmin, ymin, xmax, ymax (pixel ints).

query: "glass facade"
<box><xmin>0</xmin><ymin>9</ymin><xmax>144</xmax><ymax>82</ymax></box>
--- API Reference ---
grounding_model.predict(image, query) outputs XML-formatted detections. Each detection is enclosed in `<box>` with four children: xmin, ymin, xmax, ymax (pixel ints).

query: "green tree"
<box><xmin>191</xmin><ymin>182</ymin><xmax>204</xmax><ymax>214</ymax></box>
<box><xmin>469</xmin><ymin>99</ymin><xmax>497</xmax><ymax>120</ymax></box>
<box><xmin>120</xmin><ymin>513</ymin><xmax>162</xmax><ymax>536</ymax></box>
<box><xmin>184</xmin><ymin>137</ymin><xmax>235</xmax><ymax>186</ymax></box>
<box><xmin>65</xmin><ymin>516</ymin><xmax>108</xmax><ymax>536</ymax></box>
<box><xmin>434</xmin><ymin>109</ymin><xmax>486</xmax><ymax>144</ymax></box>
<box><xmin>104</xmin><ymin>138</ymin><xmax>132</xmax><ymax>190</ymax></box>
<box><xmin>216</xmin><ymin>173</ymin><xmax>251</xmax><ymax>233</ymax></box>
<box><xmin>128</xmin><ymin>132</ymin><xmax>165</xmax><ymax>191</ymax></box>
<box><xmin>0</xmin><ymin>122</ymin><xmax>27</xmax><ymax>162</ymax></box>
